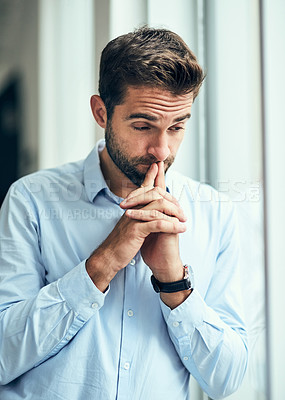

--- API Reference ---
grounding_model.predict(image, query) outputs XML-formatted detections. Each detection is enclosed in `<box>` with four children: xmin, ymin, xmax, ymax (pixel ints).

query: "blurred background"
<box><xmin>0</xmin><ymin>0</ymin><xmax>284</xmax><ymax>399</ymax></box>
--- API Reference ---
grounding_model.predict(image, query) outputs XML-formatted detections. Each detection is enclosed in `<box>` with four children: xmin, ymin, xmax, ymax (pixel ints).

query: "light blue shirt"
<box><xmin>0</xmin><ymin>140</ymin><xmax>247</xmax><ymax>400</ymax></box>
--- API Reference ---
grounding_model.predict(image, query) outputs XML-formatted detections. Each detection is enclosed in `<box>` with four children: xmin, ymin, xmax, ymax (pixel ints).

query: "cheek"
<box><xmin>170</xmin><ymin>133</ymin><xmax>184</xmax><ymax>152</ymax></box>
<box><xmin>121</xmin><ymin>135</ymin><xmax>146</xmax><ymax>158</ymax></box>
<box><xmin>129</xmin><ymin>135</ymin><xmax>150</xmax><ymax>154</ymax></box>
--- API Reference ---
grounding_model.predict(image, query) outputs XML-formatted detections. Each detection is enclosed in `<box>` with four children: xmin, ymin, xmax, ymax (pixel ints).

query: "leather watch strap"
<box><xmin>151</xmin><ymin>265</ymin><xmax>193</xmax><ymax>293</ymax></box>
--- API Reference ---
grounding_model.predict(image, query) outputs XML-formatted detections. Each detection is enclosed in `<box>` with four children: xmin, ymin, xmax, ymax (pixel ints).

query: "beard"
<box><xmin>105</xmin><ymin>120</ymin><xmax>175</xmax><ymax>187</ymax></box>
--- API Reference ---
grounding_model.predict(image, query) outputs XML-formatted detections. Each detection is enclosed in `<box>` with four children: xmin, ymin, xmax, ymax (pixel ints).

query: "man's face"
<box><xmin>105</xmin><ymin>86</ymin><xmax>194</xmax><ymax>186</ymax></box>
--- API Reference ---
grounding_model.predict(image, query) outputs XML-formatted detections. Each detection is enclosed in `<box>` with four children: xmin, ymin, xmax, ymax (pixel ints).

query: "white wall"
<box><xmin>38</xmin><ymin>0</ymin><xmax>96</xmax><ymax>169</ymax></box>
<box><xmin>262</xmin><ymin>1</ymin><xmax>285</xmax><ymax>399</ymax></box>
<box><xmin>205</xmin><ymin>2</ymin><xmax>266</xmax><ymax>399</ymax></box>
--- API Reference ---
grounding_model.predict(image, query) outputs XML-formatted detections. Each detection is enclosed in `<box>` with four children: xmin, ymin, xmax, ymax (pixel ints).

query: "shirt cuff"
<box><xmin>57</xmin><ymin>260</ymin><xmax>109</xmax><ymax>320</ymax></box>
<box><xmin>160</xmin><ymin>289</ymin><xmax>206</xmax><ymax>338</ymax></box>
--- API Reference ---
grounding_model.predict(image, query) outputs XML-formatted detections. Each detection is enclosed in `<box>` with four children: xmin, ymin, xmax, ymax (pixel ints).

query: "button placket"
<box><xmin>116</xmin><ymin>262</ymin><xmax>138</xmax><ymax>397</ymax></box>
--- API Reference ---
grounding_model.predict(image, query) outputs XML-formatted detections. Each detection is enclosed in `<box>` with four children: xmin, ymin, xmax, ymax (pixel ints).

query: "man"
<box><xmin>0</xmin><ymin>27</ymin><xmax>247</xmax><ymax>399</ymax></box>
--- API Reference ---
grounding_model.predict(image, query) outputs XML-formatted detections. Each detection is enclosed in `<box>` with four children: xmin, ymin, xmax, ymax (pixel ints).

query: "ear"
<box><xmin>90</xmin><ymin>95</ymin><xmax>107</xmax><ymax>129</ymax></box>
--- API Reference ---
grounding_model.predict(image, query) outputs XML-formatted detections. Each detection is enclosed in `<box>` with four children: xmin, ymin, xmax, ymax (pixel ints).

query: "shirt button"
<box><xmin>172</xmin><ymin>321</ymin><xmax>179</xmax><ymax>327</ymax></box>
<box><xmin>124</xmin><ymin>362</ymin><xmax>130</xmax><ymax>370</ymax></box>
<box><xmin>66</xmin><ymin>335</ymin><xmax>72</xmax><ymax>341</ymax></box>
<box><xmin>127</xmin><ymin>309</ymin><xmax>134</xmax><ymax>317</ymax></box>
<box><xmin>183</xmin><ymin>356</ymin><xmax>189</xmax><ymax>361</ymax></box>
<box><xmin>130</xmin><ymin>258</ymin><xmax>136</xmax><ymax>266</ymax></box>
<box><xmin>91</xmin><ymin>302</ymin><xmax>99</xmax><ymax>309</ymax></box>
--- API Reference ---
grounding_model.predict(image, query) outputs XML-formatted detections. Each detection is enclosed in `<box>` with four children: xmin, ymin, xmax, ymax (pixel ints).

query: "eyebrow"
<box><xmin>174</xmin><ymin>113</ymin><xmax>191</xmax><ymax>122</ymax></box>
<box><xmin>124</xmin><ymin>113</ymin><xmax>191</xmax><ymax>122</ymax></box>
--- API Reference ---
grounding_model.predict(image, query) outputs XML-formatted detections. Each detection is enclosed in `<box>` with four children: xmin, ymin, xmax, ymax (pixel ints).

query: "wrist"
<box><xmin>151</xmin><ymin>264</ymin><xmax>194</xmax><ymax>309</ymax></box>
<box><xmin>85</xmin><ymin>250</ymin><xmax>118</xmax><ymax>292</ymax></box>
<box><xmin>160</xmin><ymin>289</ymin><xmax>193</xmax><ymax>310</ymax></box>
<box><xmin>151</xmin><ymin>265</ymin><xmax>192</xmax><ymax>293</ymax></box>
<box><xmin>151</xmin><ymin>261</ymin><xmax>184</xmax><ymax>283</ymax></box>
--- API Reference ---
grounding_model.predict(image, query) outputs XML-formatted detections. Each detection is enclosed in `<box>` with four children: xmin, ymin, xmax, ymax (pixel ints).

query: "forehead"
<box><xmin>116</xmin><ymin>86</ymin><xmax>193</xmax><ymax>119</ymax></box>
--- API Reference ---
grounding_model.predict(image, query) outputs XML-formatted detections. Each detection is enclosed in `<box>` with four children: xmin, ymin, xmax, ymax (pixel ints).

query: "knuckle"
<box><xmin>156</xmin><ymin>220</ymin><xmax>164</xmax><ymax>230</ymax></box>
<box><xmin>151</xmin><ymin>188</ymin><xmax>160</xmax><ymax>199</ymax></box>
<box><xmin>150</xmin><ymin>209</ymin><xmax>159</xmax><ymax>219</ymax></box>
<box><xmin>172</xmin><ymin>217</ymin><xmax>179</xmax><ymax>224</ymax></box>
<box><xmin>136</xmin><ymin>209</ymin><xmax>143</xmax><ymax>217</ymax></box>
<box><xmin>156</xmin><ymin>197</ymin><xmax>164</xmax><ymax>206</ymax></box>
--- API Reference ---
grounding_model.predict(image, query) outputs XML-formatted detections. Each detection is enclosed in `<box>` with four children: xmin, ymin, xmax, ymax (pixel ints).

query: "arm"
<box><xmin>161</xmin><ymin>289</ymin><xmax>248</xmax><ymax>400</ymax></box>
<box><xmin>0</xmin><ymin>166</ymin><xmax>185</xmax><ymax>384</ymax></box>
<box><xmin>123</xmin><ymin>168</ymin><xmax>248</xmax><ymax>399</ymax></box>
<box><xmin>0</xmin><ymin>183</ymin><xmax>107</xmax><ymax>385</ymax></box>
<box><xmin>160</xmin><ymin>207</ymin><xmax>248</xmax><ymax>400</ymax></box>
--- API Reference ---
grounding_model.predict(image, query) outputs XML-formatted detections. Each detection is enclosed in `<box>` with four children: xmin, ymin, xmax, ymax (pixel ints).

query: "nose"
<box><xmin>147</xmin><ymin>132</ymin><xmax>170</xmax><ymax>162</ymax></box>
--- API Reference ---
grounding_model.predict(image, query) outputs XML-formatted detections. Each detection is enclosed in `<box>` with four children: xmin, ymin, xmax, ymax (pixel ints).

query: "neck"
<box><xmin>99</xmin><ymin>147</ymin><xmax>138</xmax><ymax>198</ymax></box>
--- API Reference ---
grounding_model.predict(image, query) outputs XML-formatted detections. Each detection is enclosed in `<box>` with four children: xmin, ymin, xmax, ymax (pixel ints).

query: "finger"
<box><xmin>154</xmin><ymin>161</ymin><xmax>166</xmax><ymax>190</ymax></box>
<box><xmin>122</xmin><ymin>186</ymin><xmax>180</xmax><ymax>207</ymax></box>
<box><xmin>126</xmin><ymin>208</ymin><xmax>179</xmax><ymax>223</ymax></box>
<box><xmin>125</xmin><ymin>209</ymin><xmax>187</xmax><ymax>234</ymax></box>
<box><xmin>140</xmin><ymin>218</ymin><xmax>187</xmax><ymax>235</ymax></box>
<box><xmin>121</xmin><ymin>185</ymin><xmax>154</xmax><ymax>205</ymax></box>
<box><xmin>121</xmin><ymin>188</ymin><xmax>162</xmax><ymax>208</ymax></box>
<box><xmin>144</xmin><ymin>198</ymin><xmax>187</xmax><ymax>222</ymax></box>
<box><xmin>120</xmin><ymin>163</ymin><xmax>158</xmax><ymax>206</ymax></box>
<box><xmin>125</xmin><ymin>197</ymin><xmax>187</xmax><ymax>222</ymax></box>
<box><xmin>142</xmin><ymin>163</ymin><xmax>158</xmax><ymax>188</ymax></box>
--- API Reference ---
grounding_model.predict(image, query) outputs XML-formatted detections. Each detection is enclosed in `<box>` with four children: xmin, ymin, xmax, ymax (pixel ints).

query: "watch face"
<box><xmin>184</xmin><ymin>276</ymin><xmax>191</xmax><ymax>290</ymax></box>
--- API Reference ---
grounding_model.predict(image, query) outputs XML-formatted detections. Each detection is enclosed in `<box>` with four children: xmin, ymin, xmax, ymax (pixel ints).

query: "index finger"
<box><xmin>121</xmin><ymin>163</ymin><xmax>158</xmax><ymax>203</ymax></box>
<box><xmin>141</xmin><ymin>163</ymin><xmax>158</xmax><ymax>188</ymax></box>
<box><xmin>154</xmin><ymin>161</ymin><xmax>166</xmax><ymax>190</ymax></box>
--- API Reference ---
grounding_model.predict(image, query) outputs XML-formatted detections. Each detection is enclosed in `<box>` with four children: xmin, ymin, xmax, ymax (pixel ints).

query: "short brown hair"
<box><xmin>99</xmin><ymin>26</ymin><xmax>205</xmax><ymax>118</ymax></box>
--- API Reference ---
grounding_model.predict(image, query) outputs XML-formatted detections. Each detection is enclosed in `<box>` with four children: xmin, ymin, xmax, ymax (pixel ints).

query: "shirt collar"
<box><xmin>83</xmin><ymin>138</ymin><xmax>172</xmax><ymax>203</ymax></box>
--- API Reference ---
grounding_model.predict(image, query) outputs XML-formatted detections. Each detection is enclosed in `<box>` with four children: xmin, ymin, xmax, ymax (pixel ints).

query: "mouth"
<box><xmin>136</xmin><ymin>163</ymin><xmax>152</xmax><ymax>172</ymax></box>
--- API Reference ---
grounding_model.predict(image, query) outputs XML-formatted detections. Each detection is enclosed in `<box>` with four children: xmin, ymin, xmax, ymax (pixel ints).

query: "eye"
<box><xmin>168</xmin><ymin>125</ymin><xmax>185</xmax><ymax>132</ymax></box>
<box><xmin>133</xmin><ymin>125</ymin><xmax>151</xmax><ymax>131</ymax></box>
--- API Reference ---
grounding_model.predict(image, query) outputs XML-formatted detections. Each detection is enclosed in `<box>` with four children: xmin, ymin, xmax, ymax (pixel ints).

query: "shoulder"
<box><xmin>166</xmin><ymin>169</ymin><xmax>236</xmax><ymax>223</ymax></box>
<box><xmin>166</xmin><ymin>169</ymin><xmax>224</xmax><ymax>202</ymax></box>
<box><xmin>9</xmin><ymin>159</ymin><xmax>85</xmax><ymax>202</ymax></box>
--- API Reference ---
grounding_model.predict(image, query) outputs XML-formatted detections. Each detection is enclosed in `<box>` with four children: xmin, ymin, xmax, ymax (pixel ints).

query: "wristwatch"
<box><xmin>151</xmin><ymin>265</ymin><xmax>194</xmax><ymax>293</ymax></box>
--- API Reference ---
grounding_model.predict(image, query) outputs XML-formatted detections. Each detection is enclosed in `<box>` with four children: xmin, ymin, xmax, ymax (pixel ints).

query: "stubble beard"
<box><xmin>105</xmin><ymin>121</ymin><xmax>175</xmax><ymax>187</ymax></box>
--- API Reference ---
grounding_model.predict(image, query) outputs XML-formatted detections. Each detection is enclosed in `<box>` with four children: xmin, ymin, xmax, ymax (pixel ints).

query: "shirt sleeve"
<box><xmin>159</xmin><ymin>201</ymin><xmax>248</xmax><ymax>400</ymax></box>
<box><xmin>0</xmin><ymin>182</ymin><xmax>107</xmax><ymax>385</ymax></box>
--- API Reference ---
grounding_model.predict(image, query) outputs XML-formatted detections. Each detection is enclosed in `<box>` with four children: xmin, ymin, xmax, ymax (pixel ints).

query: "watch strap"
<box><xmin>151</xmin><ymin>265</ymin><xmax>193</xmax><ymax>293</ymax></box>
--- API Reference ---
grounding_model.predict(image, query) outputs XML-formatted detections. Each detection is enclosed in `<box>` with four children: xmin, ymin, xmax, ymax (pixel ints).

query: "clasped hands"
<box><xmin>86</xmin><ymin>161</ymin><xmax>188</xmax><ymax>306</ymax></box>
<box><xmin>120</xmin><ymin>161</ymin><xmax>186</xmax><ymax>282</ymax></box>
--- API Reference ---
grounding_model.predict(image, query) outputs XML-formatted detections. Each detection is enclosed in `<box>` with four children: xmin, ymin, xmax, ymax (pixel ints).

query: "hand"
<box><xmin>122</xmin><ymin>162</ymin><xmax>192</xmax><ymax>309</ymax></box>
<box><xmin>121</xmin><ymin>162</ymin><xmax>186</xmax><ymax>282</ymax></box>
<box><xmin>86</xmin><ymin>163</ymin><xmax>186</xmax><ymax>292</ymax></box>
